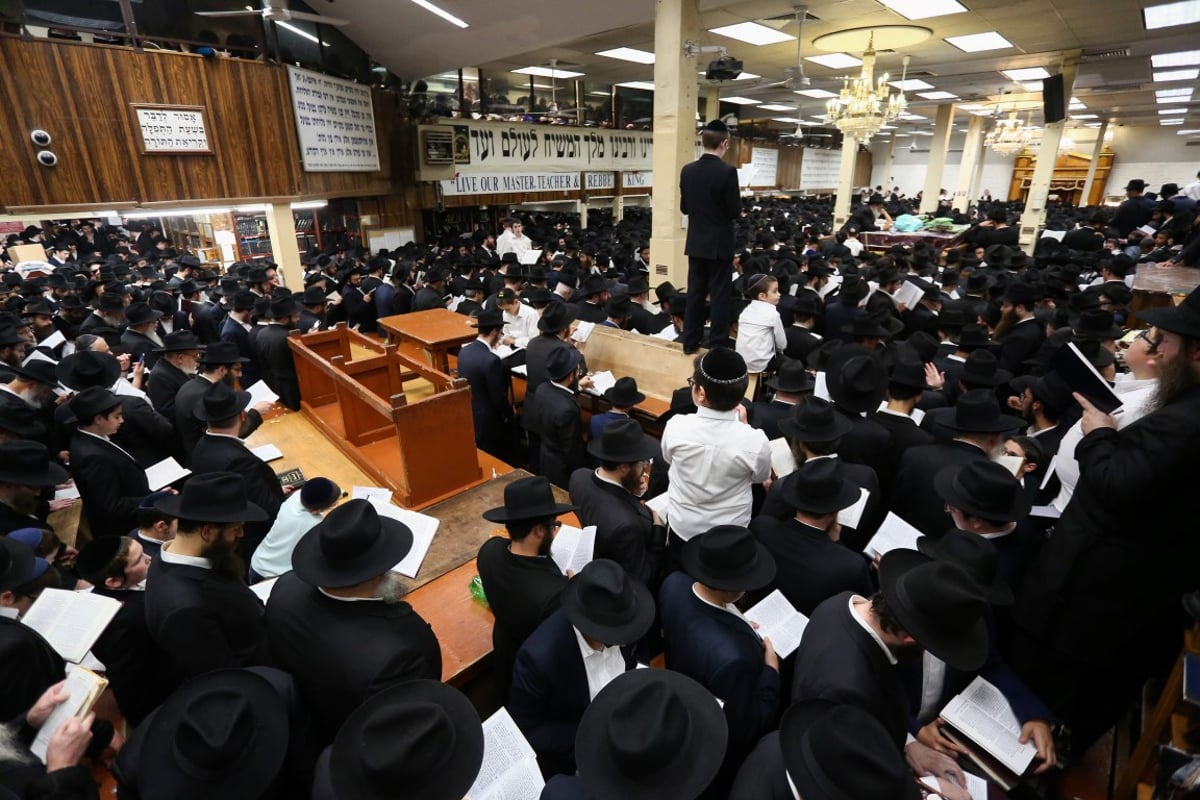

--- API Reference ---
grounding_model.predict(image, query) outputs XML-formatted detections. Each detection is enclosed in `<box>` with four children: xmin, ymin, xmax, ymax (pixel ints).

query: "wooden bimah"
<box><xmin>287</xmin><ymin>323</ymin><xmax>482</xmax><ymax>508</ymax></box>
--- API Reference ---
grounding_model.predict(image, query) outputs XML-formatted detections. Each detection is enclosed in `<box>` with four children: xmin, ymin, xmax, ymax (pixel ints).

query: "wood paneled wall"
<box><xmin>0</xmin><ymin>36</ymin><xmax>395</xmax><ymax>212</ymax></box>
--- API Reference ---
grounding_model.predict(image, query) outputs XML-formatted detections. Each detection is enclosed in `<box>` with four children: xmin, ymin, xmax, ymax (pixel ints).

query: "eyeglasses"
<box><xmin>686</xmin><ymin>377</ymin><xmax>695</xmax><ymax>387</ymax></box>
<box><xmin>1135</xmin><ymin>328</ymin><xmax>1163</xmax><ymax>354</ymax></box>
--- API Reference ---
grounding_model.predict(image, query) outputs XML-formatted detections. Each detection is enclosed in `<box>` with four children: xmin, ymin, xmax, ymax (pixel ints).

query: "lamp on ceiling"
<box><xmin>984</xmin><ymin>95</ymin><xmax>1035</xmax><ymax>156</ymax></box>
<box><xmin>823</xmin><ymin>37</ymin><xmax>909</xmax><ymax>143</ymax></box>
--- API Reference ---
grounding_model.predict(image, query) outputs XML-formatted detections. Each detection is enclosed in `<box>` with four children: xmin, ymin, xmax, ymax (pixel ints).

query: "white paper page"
<box><xmin>941</xmin><ymin>677</ymin><xmax>1037</xmax><ymax>775</ymax></box>
<box><xmin>864</xmin><ymin>512</ymin><xmax>923</xmax><ymax>559</ymax></box>
<box><xmin>466</xmin><ymin>708</ymin><xmax>544</xmax><ymax>800</ymax></box>
<box><xmin>23</xmin><ymin>349</ymin><xmax>57</xmax><ymax>365</ymax></box>
<box><xmin>511</xmin><ymin>364</ymin><xmax>528</xmax><ymax>376</ymax></box>
<box><xmin>371</xmin><ymin>499</ymin><xmax>440</xmax><ymax>578</ymax></box>
<box><xmin>992</xmin><ymin>454</ymin><xmax>1024</xmax><ymax>478</ymax></box>
<box><xmin>893</xmin><ymin>280</ymin><xmax>924</xmax><ymax>309</ymax></box>
<box><xmin>744</xmin><ymin>589</ymin><xmax>809</xmax><ymax>658</ymax></box>
<box><xmin>352</xmin><ymin>486</ymin><xmax>394</xmax><ymax>503</ymax></box>
<box><xmin>78</xmin><ymin>651</ymin><xmax>106</xmax><ymax>673</ymax></box>
<box><xmin>568</xmin><ymin>526</ymin><xmax>595</xmax><ymax>574</ymax></box>
<box><xmin>250</xmin><ymin>444</ymin><xmax>284</xmax><ymax>463</ymax></box>
<box><xmin>818</xmin><ymin>274</ymin><xmax>842</xmax><ymax>299</ymax></box>
<box><xmin>837</xmin><ymin>487</ymin><xmax>871</xmax><ymax>530</ymax></box>
<box><xmin>926</xmin><ymin>772</ymin><xmax>989</xmax><ymax>800</ymax></box>
<box><xmin>1039</xmin><ymin>229</ymin><xmax>1066</xmax><ymax>242</ymax></box>
<box><xmin>644</xmin><ymin>492</ymin><xmax>669</xmax><ymax>525</ymax></box>
<box><xmin>518</xmin><ymin>249</ymin><xmax>542</xmax><ymax>266</ymax></box>
<box><xmin>652</xmin><ymin>323</ymin><xmax>678</xmax><ymax>341</ymax></box>
<box><xmin>492</xmin><ymin>343</ymin><xmax>520</xmax><ymax>360</ymax></box>
<box><xmin>21</xmin><ymin>589</ymin><xmax>121</xmax><ymax>663</ymax></box>
<box><xmin>571</xmin><ymin>321</ymin><xmax>596</xmax><ymax>344</ymax></box>
<box><xmin>1038</xmin><ymin>460</ymin><xmax>1057</xmax><ymax>491</ymax></box>
<box><xmin>1030</xmin><ymin>504</ymin><xmax>1062</xmax><ymax>520</ymax></box>
<box><xmin>550</xmin><ymin>524</ymin><xmax>582</xmax><ymax>575</ymax></box>
<box><xmin>813</xmin><ymin>371</ymin><xmax>830</xmax><ymax>401</ymax></box>
<box><xmin>583</xmin><ymin>370</ymin><xmax>617</xmax><ymax>397</ymax></box>
<box><xmin>768</xmin><ymin>438</ymin><xmax>796</xmax><ymax>478</ymax></box>
<box><xmin>145</xmin><ymin>456</ymin><xmax>190</xmax><ymax>491</ymax></box>
<box><xmin>910</xmin><ymin>407</ymin><xmax>925</xmax><ymax>425</ymax></box>
<box><xmin>41</xmin><ymin>329</ymin><xmax>66</xmax><ymax>349</ymax></box>
<box><xmin>112</xmin><ymin>377</ymin><xmax>147</xmax><ymax>399</ymax></box>
<box><xmin>54</xmin><ymin>483</ymin><xmax>80</xmax><ymax>502</ymax></box>
<box><xmin>250</xmin><ymin>577</ymin><xmax>279</xmax><ymax>603</ymax></box>
<box><xmin>245</xmin><ymin>380</ymin><xmax>280</xmax><ymax>407</ymax></box>
<box><xmin>30</xmin><ymin>666</ymin><xmax>101</xmax><ymax>762</ymax></box>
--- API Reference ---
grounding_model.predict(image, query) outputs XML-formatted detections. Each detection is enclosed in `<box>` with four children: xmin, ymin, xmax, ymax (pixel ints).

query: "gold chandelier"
<box><xmin>823</xmin><ymin>40</ymin><xmax>909</xmax><ymax>144</ymax></box>
<box><xmin>984</xmin><ymin>109</ymin><xmax>1034</xmax><ymax>156</ymax></box>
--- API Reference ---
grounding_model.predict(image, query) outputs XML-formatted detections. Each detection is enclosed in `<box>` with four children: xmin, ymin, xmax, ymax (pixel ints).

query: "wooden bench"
<box><xmin>288</xmin><ymin>323</ymin><xmax>483</xmax><ymax>508</ymax></box>
<box><xmin>574</xmin><ymin>326</ymin><xmax>699</xmax><ymax>429</ymax></box>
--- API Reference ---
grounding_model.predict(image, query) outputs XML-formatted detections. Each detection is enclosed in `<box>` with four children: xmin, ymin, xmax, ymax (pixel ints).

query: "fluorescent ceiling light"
<box><xmin>276</xmin><ymin>21</ymin><xmax>331</xmax><ymax>46</ymax></box>
<box><xmin>406</xmin><ymin>0</ymin><xmax>468</xmax><ymax>28</ymax></box>
<box><xmin>1144</xmin><ymin>0</ymin><xmax>1200</xmax><ymax>29</ymax></box>
<box><xmin>1154</xmin><ymin>68</ymin><xmax>1200</xmax><ymax>81</ymax></box>
<box><xmin>124</xmin><ymin>207</ymin><xmax>234</xmax><ymax>219</ymax></box>
<box><xmin>795</xmin><ymin>88</ymin><xmax>837</xmax><ymax>98</ymax></box>
<box><xmin>876</xmin><ymin>0</ymin><xmax>967</xmax><ymax>20</ymax></box>
<box><xmin>615</xmin><ymin>81</ymin><xmax>654</xmax><ymax>90</ymax></box>
<box><xmin>945</xmin><ymin>32</ymin><xmax>1013</xmax><ymax>52</ymax></box>
<box><xmin>890</xmin><ymin>78</ymin><xmax>934</xmax><ymax>90</ymax></box>
<box><xmin>1177</xmin><ymin>129</ymin><xmax>1200</xmax><ymax>134</ymax></box>
<box><xmin>771</xmin><ymin>117</ymin><xmax>802</xmax><ymax>123</ymax></box>
<box><xmin>760</xmin><ymin>104</ymin><xmax>798</xmax><ymax>111</ymax></box>
<box><xmin>1161</xmin><ymin>118</ymin><xmax>1185</xmax><ymax>124</ymax></box>
<box><xmin>1157</xmin><ymin>88</ymin><xmax>1194</xmax><ymax>99</ymax></box>
<box><xmin>721</xmin><ymin>96</ymin><xmax>762</xmax><ymax>105</ymax></box>
<box><xmin>1002</xmin><ymin>67</ymin><xmax>1051</xmax><ymax>81</ymax></box>
<box><xmin>708</xmin><ymin>21</ymin><xmax>795</xmax><ymax>46</ymax></box>
<box><xmin>1085</xmin><ymin>122</ymin><xmax>1102</xmax><ymax>127</ymax></box>
<box><xmin>898</xmin><ymin>113</ymin><xmax>927</xmax><ymax>120</ymax></box>
<box><xmin>1021</xmin><ymin>82</ymin><xmax>1044</xmax><ymax>92</ymax></box>
<box><xmin>971</xmin><ymin>109</ymin><xmax>993</xmax><ymax>115</ymax></box>
<box><xmin>880</xmin><ymin>124</ymin><xmax>898</xmax><ymax>129</ymax></box>
<box><xmin>595</xmin><ymin>47</ymin><xmax>655</xmax><ymax>64</ymax></box>
<box><xmin>587</xmin><ymin>91</ymin><xmax>610</xmax><ymax>97</ymax></box>
<box><xmin>1070</xmin><ymin>113</ymin><xmax>1099</xmax><ymax>119</ymax></box>
<box><xmin>1158</xmin><ymin>107</ymin><xmax>1188</xmax><ymax>114</ymax></box>
<box><xmin>291</xmin><ymin>200</ymin><xmax>328</xmax><ymax>210</ymax></box>
<box><xmin>1151</xmin><ymin>50</ymin><xmax>1200</xmax><ymax>68</ymax></box>
<box><xmin>917</xmin><ymin>91</ymin><xmax>958</xmax><ymax>100</ymax></box>
<box><xmin>512</xmin><ymin>66</ymin><xmax>584</xmax><ymax>78</ymax></box>
<box><xmin>805</xmin><ymin>53</ymin><xmax>863</xmax><ymax>70</ymax></box>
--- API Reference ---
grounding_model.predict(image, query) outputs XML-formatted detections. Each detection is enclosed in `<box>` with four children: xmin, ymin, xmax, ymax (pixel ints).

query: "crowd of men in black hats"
<box><xmin>1</xmin><ymin>173</ymin><xmax>1200</xmax><ymax>800</ymax></box>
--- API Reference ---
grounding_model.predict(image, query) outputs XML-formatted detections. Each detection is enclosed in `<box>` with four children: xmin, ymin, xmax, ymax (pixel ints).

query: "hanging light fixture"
<box><xmin>823</xmin><ymin>38</ymin><xmax>909</xmax><ymax>144</ymax></box>
<box><xmin>984</xmin><ymin>95</ymin><xmax>1034</xmax><ymax>156</ymax></box>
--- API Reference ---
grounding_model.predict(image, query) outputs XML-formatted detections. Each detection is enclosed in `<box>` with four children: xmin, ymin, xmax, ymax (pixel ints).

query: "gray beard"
<box><xmin>377</xmin><ymin>572</ymin><xmax>410</xmax><ymax>604</ymax></box>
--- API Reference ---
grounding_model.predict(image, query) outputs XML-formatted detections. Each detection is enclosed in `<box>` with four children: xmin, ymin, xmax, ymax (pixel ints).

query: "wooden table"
<box><xmin>243</xmin><ymin>407</ymin><xmax>516</xmax><ymax>685</ymax></box>
<box><xmin>1130</xmin><ymin>264</ymin><xmax>1199</xmax><ymax>327</ymax></box>
<box><xmin>377</xmin><ymin>308</ymin><xmax>478</xmax><ymax>373</ymax></box>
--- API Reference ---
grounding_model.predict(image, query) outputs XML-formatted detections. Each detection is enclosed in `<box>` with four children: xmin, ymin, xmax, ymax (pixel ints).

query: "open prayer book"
<box><xmin>1049</xmin><ymin>341</ymin><xmax>1122</xmax><ymax>415</ymax></box>
<box><xmin>743</xmin><ymin>590</ymin><xmax>809</xmax><ymax>658</ymax></box>
<box><xmin>768</xmin><ymin>438</ymin><xmax>796</xmax><ymax>478</ymax></box>
<box><xmin>245</xmin><ymin>380</ymin><xmax>279</xmax><ymax>407</ymax></box>
<box><xmin>838</xmin><ymin>487</ymin><xmax>871</xmax><ymax>530</ymax></box>
<box><xmin>921</xmin><ymin>771</ymin><xmax>988</xmax><ymax>800</ymax></box>
<box><xmin>466</xmin><ymin>708</ymin><xmax>544</xmax><ymax>800</ymax></box>
<box><xmin>250</xmin><ymin>444</ymin><xmax>284</xmax><ymax>463</ymax></box>
<box><xmin>250</xmin><ymin>577</ymin><xmax>280</xmax><ymax>603</ymax></box>
<box><xmin>30</xmin><ymin>665</ymin><xmax>108</xmax><ymax>763</ymax></box>
<box><xmin>582</xmin><ymin>370</ymin><xmax>617</xmax><ymax>397</ymax></box>
<box><xmin>571</xmin><ymin>321</ymin><xmax>596</xmax><ymax>344</ymax></box>
<box><xmin>940</xmin><ymin>676</ymin><xmax>1038</xmax><ymax>780</ymax></box>
<box><xmin>892</xmin><ymin>280</ymin><xmax>925</xmax><ymax>310</ymax></box>
<box><xmin>550</xmin><ymin>525</ymin><xmax>596</xmax><ymax>576</ymax></box>
<box><xmin>21</xmin><ymin>588</ymin><xmax>122</xmax><ymax>663</ymax></box>
<box><xmin>145</xmin><ymin>456</ymin><xmax>190</xmax><ymax>491</ymax></box>
<box><xmin>863</xmin><ymin>513</ymin><xmax>923</xmax><ymax>559</ymax></box>
<box><xmin>363</xmin><ymin>496</ymin><xmax>440</xmax><ymax>578</ymax></box>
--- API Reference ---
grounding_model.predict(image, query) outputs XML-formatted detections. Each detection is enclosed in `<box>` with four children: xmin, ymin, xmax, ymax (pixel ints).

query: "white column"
<box><xmin>264</xmin><ymin>203</ymin><xmax>302</xmax><ymax>289</ymax></box>
<box><xmin>705</xmin><ymin>87</ymin><xmax>721</xmax><ymax>124</ymax></box>
<box><xmin>1018</xmin><ymin>59</ymin><xmax>1079</xmax><ymax>251</ymax></box>
<box><xmin>1080</xmin><ymin>120</ymin><xmax>1109</xmax><ymax>207</ymax></box>
<box><xmin>953</xmin><ymin>114</ymin><xmax>986</xmax><ymax>212</ymax></box>
<box><xmin>882</xmin><ymin>134</ymin><xmax>897</xmax><ymax>193</ymax></box>
<box><xmin>834</xmin><ymin>133</ymin><xmax>858</xmax><ymax>229</ymax></box>
<box><xmin>919</xmin><ymin>104</ymin><xmax>955</xmax><ymax>215</ymax></box>
<box><xmin>970</xmin><ymin>142</ymin><xmax>988</xmax><ymax>202</ymax></box>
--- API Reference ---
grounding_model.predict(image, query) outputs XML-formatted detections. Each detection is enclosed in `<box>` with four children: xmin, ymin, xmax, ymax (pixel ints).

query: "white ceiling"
<box><xmin>317</xmin><ymin>0</ymin><xmax>1200</xmax><ymax>133</ymax></box>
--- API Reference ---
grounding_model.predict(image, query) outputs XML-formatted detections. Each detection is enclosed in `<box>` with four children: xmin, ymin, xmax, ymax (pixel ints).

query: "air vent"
<box><xmin>760</xmin><ymin>9</ymin><xmax>822</xmax><ymax>25</ymax></box>
<box><xmin>1188</xmin><ymin>140</ymin><xmax>1200</xmax><ymax>146</ymax></box>
<box><xmin>1083</xmin><ymin>47</ymin><xmax>1131</xmax><ymax>60</ymax></box>
<box><xmin>907</xmin><ymin>70</ymin><xmax>939</xmax><ymax>77</ymax></box>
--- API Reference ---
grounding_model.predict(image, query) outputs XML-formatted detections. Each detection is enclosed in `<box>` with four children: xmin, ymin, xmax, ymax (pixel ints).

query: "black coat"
<box><xmin>145</xmin><ymin>358</ymin><xmax>191</xmax><ymax>420</ymax></box>
<box><xmin>265</xmin><ymin>572</ymin><xmax>441</xmax><ymax>741</ymax></box>
<box><xmin>190</xmin><ymin>433</ymin><xmax>285</xmax><ymax>542</ymax></box>
<box><xmin>871</xmin><ymin>409</ymin><xmax>936</xmax><ymax>497</ymax></box>
<box><xmin>834</xmin><ymin>407</ymin><xmax>892</xmax><ymax>482</ymax></box>
<box><xmin>568</xmin><ymin>468</ymin><xmax>665</xmax><ymax>589</ymax></box>
<box><xmin>729</xmin><ymin>731</ymin><xmax>793</xmax><ymax>800</ymax></box>
<box><xmin>89</xmin><ymin>587</ymin><xmax>171</xmax><ymax>727</ymax></box>
<box><xmin>523</xmin><ymin>333</ymin><xmax>569</xmax><ymax>396</ymax></box>
<box><xmin>191</xmin><ymin>301</ymin><xmax>226</xmax><ymax>344</ymax></box>
<box><xmin>219</xmin><ymin>316</ymin><xmax>261</xmax><ymax>388</ymax></box>
<box><xmin>144</xmin><ymin>552</ymin><xmax>268</xmax><ymax>693</ymax></box>
<box><xmin>120</xmin><ymin>330</ymin><xmax>161</xmax><ymax>371</ymax></box>
<box><xmin>750</xmin><ymin>517</ymin><xmax>873</xmax><ymax>616</ymax></box>
<box><xmin>413</xmin><ymin>286</ymin><xmax>446</xmax><ymax>311</ymax></box>
<box><xmin>252</xmin><ymin>324</ymin><xmax>301</xmax><ymax>411</ymax></box>
<box><xmin>890</xmin><ymin>439</ymin><xmax>990</xmax><ymax>537</ymax></box>
<box><xmin>792</xmin><ymin>591</ymin><xmax>909</xmax><ymax>748</ymax></box>
<box><xmin>174</xmin><ymin>376</ymin><xmax>264</xmax><ymax>464</ymax></box>
<box><xmin>525</xmin><ymin>383</ymin><xmax>587</xmax><ymax>489</ymax></box>
<box><xmin>456</xmin><ymin>339</ymin><xmax>514</xmax><ymax>456</ymax></box>
<box><xmin>679</xmin><ymin>154</ymin><xmax>740</xmax><ymax>258</ymax></box>
<box><xmin>0</xmin><ymin>618</ymin><xmax>64</xmax><ymax>722</ymax></box>
<box><xmin>760</xmin><ymin>456</ymin><xmax>882</xmax><ymax>553</ymax></box>
<box><xmin>996</xmin><ymin>317</ymin><xmax>1044</xmax><ymax>376</ymax></box>
<box><xmin>746</xmin><ymin>399</ymin><xmax>796</xmax><ymax>441</ymax></box>
<box><xmin>55</xmin><ymin>395</ymin><xmax>176</xmax><ymax>469</ymax></box>
<box><xmin>69</xmin><ymin>432</ymin><xmax>150</xmax><ymax>538</ymax></box>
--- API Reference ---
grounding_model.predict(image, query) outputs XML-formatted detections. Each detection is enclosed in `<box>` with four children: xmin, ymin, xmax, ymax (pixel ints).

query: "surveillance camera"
<box><xmin>30</xmin><ymin>130</ymin><xmax>51</xmax><ymax>147</ymax></box>
<box><xmin>36</xmin><ymin>150</ymin><xmax>58</xmax><ymax>167</ymax></box>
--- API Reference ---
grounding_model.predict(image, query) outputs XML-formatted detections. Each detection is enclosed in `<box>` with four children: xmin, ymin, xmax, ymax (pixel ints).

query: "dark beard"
<box><xmin>203</xmin><ymin>539</ymin><xmax>247</xmax><ymax>581</ymax></box>
<box><xmin>620</xmin><ymin>467</ymin><xmax>644</xmax><ymax>496</ymax></box>
<box><xmin>992</xmin><ymin>308</ymin><xmax>1020</xmax><ymax>338</ymax></box>
<box><xmin>537</xmin><ymin>531</ymin><xmax>554</xmax><ymax>558</ymax></box>
<box><xmin>1150</xmin><ymin>352</ymin><xmax>1197</xmax><ymax>411</ymax></box>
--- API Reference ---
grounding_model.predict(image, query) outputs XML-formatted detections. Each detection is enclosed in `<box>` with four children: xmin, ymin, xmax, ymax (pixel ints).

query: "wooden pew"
<box><xmin>288</xmin><ymin>324</ymin><xmax>483</xmax><ymax>508</ymax></box>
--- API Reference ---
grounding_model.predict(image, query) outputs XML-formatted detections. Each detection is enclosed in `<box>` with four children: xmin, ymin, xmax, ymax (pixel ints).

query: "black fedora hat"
<box><xmin>134</xmin><ymin>668</ymin><xmax>289</xmax><ymax>799</ymax></box>
<box><xmin>327</xmin><ymin>679</ymin><xmax>483</xmax><ymax>800</ymax></box>
<box><xmin>0</xmin><ymin>535</ymin><xmax>38</xmax><ymax>593</ymax></box>
<box><xmin>292</xmin><ymin>499</ymin><xmax>413</xmax><ymax>588</ymax></box>
<box><xmin>0</xmin><ymin>405</ymin><xmax>46</xmax><ymax>440</ymax></box>
<box><xmin>1071</xmin><ymin>309</ymin><xmax>1123</xmax><ymax>341</ymax></box>
<box><xmin>1139</xmin><ymin>285</ymin><xmax>1200</xmax><ymax>338</ymax></box>
<box><xmin>270</xmin><ymin>296</ymin><xmax>300</xmax><ymax>319</ymax></box>
<box><xmin>825</xmin><ymin>344</ymin><xmax>886</xmax><ymax>414</ymax></box>
<box><xmin>588</xmin><ymin>418</ymin><xmax>658</xmax><ymax>463</ymax></box>
<box><xmin>956</xmin><ymin>323</ymin><xmax>993</xmax><ymax>351</ymax></box>
<box><xmin>603</xmin><ymin>376</ymin><xmax>645</xmax><ymax>408</ymax></box>
<box><xmin>1009</xmin><ymin>370</ymin><xmax>1073</xmax><ymax>414</ymax></box>
<box><xmin>469</xmin><ymin>308</ymin><xmax>505</xmax><ymax>330</ymax></box>
<box><xmin>561</xmin><ymin>559</ymin><xmax>655</xmax><ymax>645</ymax></box>
<box><xmin>0</xmin><ymin>440</ymin><xmax>67</xmax><ymax>486</ymax></box>
<box><xmin>57</xmin><ymin>350</ymin><xmax>120</xmax><ymax>391</ymax></box>
<box><xmin>887</xmin><ymin>358</ymin><xmax>933</xmax><ymax>391</ymax></box>
<box><xmin>605</xmin><ymin>295</ymin><xmax>632</xmax><ymax>319</ymax></box>
<box><xmin>68</xmin><ymin>386</ymin><xmax>122</xmax><ymax>423</ymax></box>
<box><xmin>935</xmin><ymin>307</ymin><xmax>966</xmax><ymax>331</ymax></box>
<box><xmin>578</xmin><ymin>274</ymin><xmax>608</xmax><ymax>298</ymax></box>
<box><xmin>193</xmin><ymin>381</ymin><xmax>252</xmax><ymax>422</ymax></box>
<box><xmin>878</xmin><ymin>550</ymin><xmax>989</xmax><ymax>671</ymax></box>
<box><xmin>481</xmin><ymin>475</ymin><xmax>576</xmax><ymax>523</ymax></box>
<box><xmin>942</xmin><ymin>388</ymin><xmax>1025</xmax><ymax>434</ymax></box>
<box><xmin>97</xmin><ymin>293</ymin><xmax>126</xmax><ymax>314</ymax></box>
<box><xmin>155</xmin><ymin>472</ymin><xmax>267</xmax><ymax>523</ymax></box>
<box><xmin>300</xmin><ymin>285</ymin><xmax>328</xmax><ymax>306</ymax></box>
<box><xmin>681</xmin><ymin>525</ymin><xmax>776</xmax><ymax>592</ymax></box>
<box><xmin>764</xmin><ymin>357</ymin><xmax>814</xmax><ymax>394</ymax></box>
<box><xmin>537</xmin><ymin>301</ymin><xmax>577</xmax><ymax>333</ymax></box>
<box><xmin>935</xmin><ymin>461</ymin><xmax>1031</xmax><ymax>524</ymax></box>
<box><xmin>5</xmin><ymin>358</ymin><xmax>59</xmax><ymax>388</ymax></box>
<box><xmin>153</xmin><ymin>330</ymin><xmax>205</xmax><ymax>353</ymax></box>
<box><xmin>780</xmin><ymin>458</ymin><xmax>862</xmax><ymax>515</ymax></box>
<box><xmin>962</xmin><ymin>271</ymin><xmax>996</xmax><ymax>294</ymax></box>
<box><xmin>124</xmin><ymin>301</ymin><xmax>162</xmax><ymax>326</ymax></box>
<box><xmin>200</xmin><ymin>341</ymin><xmax>250</xmax><ymax>366</ymax></box>
<box><xmin>957</xmin><ymin>349</ymin><xmax>1010</xmax><ymax>387</ymax></box>
<box><xmin>778</xmin><ymin>396</ymin><xmax>854</xmax><ymax>443</ymax></box>
<box><xmin>781</xmin><ymin>699</ymin><xmax>921</xmax><ymax>800</ymax></box>
<box><xmin>917</xmin><ymin>530</ymin><xmax>1013</xmax><ymax>606</ymax></box>
<box><xmin>575</xmin><ymin>669</ymin><xmax>727</xmax><ymax>800</ymax></box>
<box><xmin>231</xmin><ymin>291</ymin><xmax>257</xmax><ymax>312</ymax></box>
<box><xmin>841</xmin><ymin>312</ymin><xmax>902</xmax><ymax>339</ymax></box>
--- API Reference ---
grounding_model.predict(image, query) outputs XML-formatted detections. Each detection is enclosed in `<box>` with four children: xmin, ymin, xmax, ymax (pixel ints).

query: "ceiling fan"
<box><xmin>195</xmin><ymin>0</ymin><xmax>350</xmax><ymax>27</ymax></box>
<box><xmin>741</xmin><ymin>5</ymin><xmax>812</xmax><ymax>93</ymax></box>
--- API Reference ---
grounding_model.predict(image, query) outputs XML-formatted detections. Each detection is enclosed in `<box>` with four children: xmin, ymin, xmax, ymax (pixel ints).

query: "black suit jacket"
<box><xmin>679</xmin><ymin>154</ymin><xmax>740</xmax><ymax>258</ymax></box>
<box><xmin>750</xmin><ymin>517</ymin><xmax>873</xmax><ymax>616</ymax></box>
<box><xmin>174</xmin><ymin>377</ymin><xmax>264</xmax><ymax>464</ymax></box>
<box><xmin>792</xmin><ymin>591</ymin><xmax>910</xmax><ymax>747</ymax></box>
<box><xmin>0</xmin><ymin>618</ymin><xmax>65</xmax><ymax>722</ymax></box>
<box><xmin>997</xmin><ymin>317</ymin><xmax>1044</xmax><ymax>376</ymax></box>
<box><xmin>69</xmin><ymin>432</ymin><xmax>150</xmax><ymax>538</ymax></box>
<box><xmin>891</xmin><ymin>439</ymin><xmax>990</xmax><ymax>537</ymax></box>
<box><xmin>145</xmin><ymin>358</ymin><xmax>191</xmax><ymax>420</ymax></box>
<box><xmin>191</xmin><ymin>301</ymin><xmax>226</xmax><ymax>344</ymax></box>
<box><xmin>729</xmin><ymin>731</ymin><xmax>793</xmax><ymax>800</ymax></box>
<box><xmin>523</xmin><ymin>333</ymin><xmax>569</xmax><ymax>396</ymax></box>
<box><xmin>120</xmin><ymin>330</ymin><xmax>161</xmax><ymax>371</ymax></box>
<box><xmin>457</xmin><ymin>339</ymin><xmax>514</xmax><ymax>453</ymax></box>
<box><xmin>526</xmin><ymin>383</ymin><xmax>587</xmax><ymax>489</ymax></box>
<box><xmin>760</xmin><ymin>456</ymin><xmax>882</xmax><ymax>552</ymax></box>
<box><xmin>509</xmin><ymin>609</ymin><xmax>636</xmax><ymax>777</ymax></box>
<box><xmin>89</xmin><ymin>587</ymin><xmax>171</xmax><ymax>726</ymax></box>
<box><xmin>746</xmin><ymin>399</ymin><xmax>796</xmax><ymax>441</ymax></box>
<box><xmin>219</xmin><ymin>315</ymin><xmax>261</xmax><ymax>387</ymax></box>
<box><xmin>568</xmin><ymin>468</ymin><xmax>665</xmax><ymax>588</ymax></box>
<box><xmin>190</xmin><ymin>433</ymin><xmax>285</xmax><ymax>541</ymax></box>
<box><xmin>265</xmin><ymin>572</ymin><xmax>441</xmax><ymax>741</ymax></box>
<box><xmin>144</xmin><ymin>552</ymin><xmax>268</xmax><ymax>692</ymax></box>
<box><xmin>871</xmin><ymin>409</ymin><xmax>936</xmax><ymax>497</ymax></box>
<box><xmin>834</xmin><ymin>406</ymin><xmax>893</xmax><ymax>482</ymax></box>
<box><xmin>252</xmin><ymin>324</ymin><xmax>301</xmax><ymax>411</ymax></box>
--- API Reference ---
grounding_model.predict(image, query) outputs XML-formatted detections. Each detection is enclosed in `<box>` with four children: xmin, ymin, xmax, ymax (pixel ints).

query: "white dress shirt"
<box><xmin>502</xmin><ymin>302</ymin><xmax>540</xmax><ymax>348</ymax></box>
<box><xmin>573</xmin><ymin>626</ymin><xmax>627</xmax><ymax>700</ymax></box>
<box><xmin>735</xmin><ymin>299</ymin><xmax>787</xmax><ymax>373</ymax></box>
